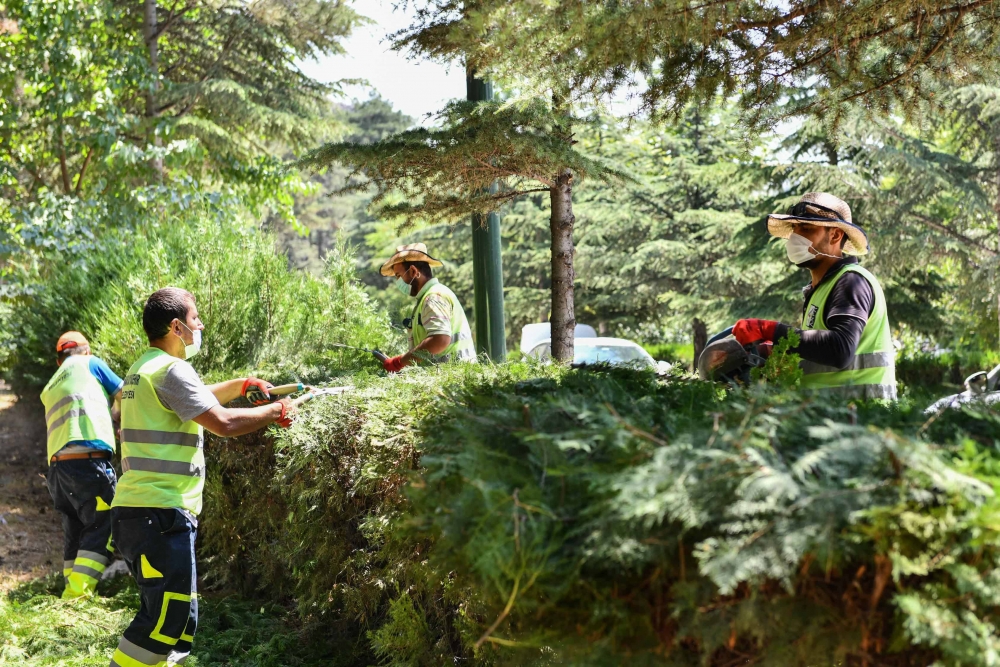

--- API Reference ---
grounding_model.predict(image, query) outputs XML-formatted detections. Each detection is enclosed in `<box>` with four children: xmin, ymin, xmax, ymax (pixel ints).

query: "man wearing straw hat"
<box><xmin>379</xmin><ymin>243</ymin><xmax>476</xmax><ymax>371</ymax></box>
<box><xmin>731</xmin><ymin>192</ymin><xmax>896</xmax><ymax>400</ymax></box>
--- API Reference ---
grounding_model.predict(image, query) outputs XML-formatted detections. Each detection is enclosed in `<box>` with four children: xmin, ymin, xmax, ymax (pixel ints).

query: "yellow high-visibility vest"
<box><xmin>40</xmin><ymin>356</ymin><xmax>116</xmax><ymax>461</ymax></box>
<box><xmin>410</xmin><ymin>279</ymin><xmax>476</xmax><ymax>363</ymax></box>
<box><xmin>112</xmin><ymin>348</ymin><xmax>206</xmax><ymax>514</ymax></box>
<box><xmin>800</xmin><ymin>264</ymin><xmax>896</xmax><ymax>400</ymax></box>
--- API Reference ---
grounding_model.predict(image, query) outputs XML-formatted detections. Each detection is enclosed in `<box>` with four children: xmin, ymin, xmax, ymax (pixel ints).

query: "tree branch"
<box><xmin>911</xmin><ymin>213</ymin><xmax>998</xmax><ymax>256</ymax></box>
<box><xmin>57</xmin><ymin>130</ymin><xmax>71</xmax><ymax>194</ymax></box>
<box><xmin>74</xmin><ymin>147</ymin><xmax>94</xmax><ymax>195</ymax></box>
<box><xmin>153</xmin><ymin>1</ymin><xmax>190</xmax><ymax>39</ymax></box>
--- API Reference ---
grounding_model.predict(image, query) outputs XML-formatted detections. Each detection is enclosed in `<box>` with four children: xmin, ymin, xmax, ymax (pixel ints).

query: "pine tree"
<box><xmin>397</xmin><ymin>0</ymin><xmax>1000</xmax><ymax>130</ymax></box>
<box><xmin>278</xmin><ymin>95</ymin><xmax>414</xmax><ymax>275</ymax></box>
<box><xmin>298</xmin><ymin>99</ymin><xmax>623</xmax><ymax>361</ymax></box>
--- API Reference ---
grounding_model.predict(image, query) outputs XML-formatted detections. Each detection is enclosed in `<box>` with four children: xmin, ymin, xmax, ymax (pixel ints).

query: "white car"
<box><xmin>925</xmin><ymin>363</ymin><xmax>1000</xmax><ymax>413</ymax></box>
<box><xmin>520</xmin><ymin>323</ymin><xmax>669</xmax><ymax>371</ymax></box>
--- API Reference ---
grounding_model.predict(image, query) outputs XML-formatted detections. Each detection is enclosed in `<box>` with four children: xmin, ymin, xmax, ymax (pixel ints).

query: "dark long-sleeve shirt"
<box><xmin>774</xmin><ymin>257</ymin><xmax>875</xmax><ymax>369</ymax></box>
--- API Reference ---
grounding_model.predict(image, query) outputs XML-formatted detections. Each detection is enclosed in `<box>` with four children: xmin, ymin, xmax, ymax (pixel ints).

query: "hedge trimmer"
<box><xmin>268</xmin><ymin>382</ymin><xmax>352</xmax><ymax>406</ymax></box>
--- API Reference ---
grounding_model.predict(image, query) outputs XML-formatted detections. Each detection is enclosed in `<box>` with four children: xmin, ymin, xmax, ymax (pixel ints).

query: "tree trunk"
<box><xmin>994</xmin><ymin>147</ymin><xmax>1000</xmax><ymax>343</ymax></box>
<box><xmin>692</xmin><ymin>318</ymin><xmax>708</xmax><ymax>371</ymax></box>
<box><xmin>550</xmin><ymin>168</ymin><xmax>576</xmax><ymax>363</ymax></box>
<box><xmin>144</xmin><ymin>0</ymin><xmax>163</xmax><ymax>178</ymax></box>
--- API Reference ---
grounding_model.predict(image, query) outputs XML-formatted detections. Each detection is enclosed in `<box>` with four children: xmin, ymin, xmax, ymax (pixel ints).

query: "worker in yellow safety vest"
<box><xmin>40</xmin><ymin>331</ymin><xmax>123</xmax><ymax>598</ymax></box>
<box><xmin>108</xmin><ymin>287</ymin><xmax>297</xmax><ymax>667</ymax></box>
<box><xmin>378</xmin><ymin>243</ymin><xmax>477</xmax><ymax>372</ymax></box>
<box><xmin>730</xmin><ymin>192</ymin><xmax>896</xmax><ymax>400</ymax></box>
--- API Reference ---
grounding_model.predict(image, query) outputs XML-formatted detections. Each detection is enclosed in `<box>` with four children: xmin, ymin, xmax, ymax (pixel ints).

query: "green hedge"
<box><xmin>202</xmin><ymin>364</ymin><xmax>1000</xmax><ymax>666</ymax></box>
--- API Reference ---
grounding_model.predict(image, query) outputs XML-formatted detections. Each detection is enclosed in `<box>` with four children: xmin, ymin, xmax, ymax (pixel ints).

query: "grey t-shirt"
<box><xmin>150</xmin><ymin>359</ymin><xmax>217</xmax><ymax>525</ymax></box>
<box><xmin>153</xmin><ymin>360</ymin><xmax>219</xmax><ymax>422</ymax></box>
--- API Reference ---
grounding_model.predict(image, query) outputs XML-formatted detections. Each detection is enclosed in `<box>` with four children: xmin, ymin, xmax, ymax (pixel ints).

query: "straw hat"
<box><xmin>379</xmin><ymin>243</ymin><xmax>443</xmax><ymax>276</ymax></box>
<box><xmin>56</xmin><ymin>331</ymin><xmax>89</xmax><ymax>353</ymax></box>
<box><xmin>767</xmin><ymin>192</ymin><xmax>870</xmax><ymax>256</ymax></box>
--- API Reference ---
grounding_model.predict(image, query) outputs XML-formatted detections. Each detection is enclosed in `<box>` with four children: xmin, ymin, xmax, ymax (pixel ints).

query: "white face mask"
<box><xmin>785</xmin><ymin>232</ymin><xmax>839</xmax><ymax>265</ymax></box>
<box><xmin>394</xmin><ymin>269</ymin><xmax>414</xmax><ymax>297</ymax></box>
<box><xmin>178</xmin><ymin>322</ymin><xmax>202</xmax><ymax>360</ymax></box>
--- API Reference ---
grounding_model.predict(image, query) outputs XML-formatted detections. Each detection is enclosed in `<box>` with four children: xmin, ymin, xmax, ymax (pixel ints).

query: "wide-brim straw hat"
<box><xmin>379</xmin><ymin>243</ymin><xmax>444</xmax><ymax>276</ymax></box>
<box><xmin>767</xmin><ymin>192</ymin><xmax>870</xmax><ymax>256</ymax></box>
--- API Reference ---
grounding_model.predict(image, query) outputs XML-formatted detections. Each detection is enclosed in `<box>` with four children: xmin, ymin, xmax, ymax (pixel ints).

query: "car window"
<box><xmin>529</xmin><ymin>343</ymin><xmax>552</xmax><ymax>360</ymax></box>
<box><xmin>575</xmin><ymin>345</ymin><xmax>651</xmax><ymax>366</ymax></box>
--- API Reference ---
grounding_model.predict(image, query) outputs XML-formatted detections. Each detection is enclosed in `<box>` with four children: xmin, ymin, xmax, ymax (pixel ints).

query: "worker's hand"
<box><xmin>275</xmin><ymin>398</ymin><xmax>296</xmax><ymax>428</ymax></box>
<box><xmin>732</xmin><ymin>319</ymin><xmax>779</xmax><ymax>346</ymax></box>
<box><xmin>242</xmin><ymin>377</ymin><xmax>275</xmax><ymax>406</ymax></box>
<box><xmin>382</xmin><ymin>355</ymin><xmax>408</xmax><ymax>373</ymax></box>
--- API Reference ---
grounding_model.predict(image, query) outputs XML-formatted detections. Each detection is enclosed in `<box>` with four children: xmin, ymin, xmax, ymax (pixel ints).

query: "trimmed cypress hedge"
<box><xmin>202</xmin><ymin>363</ymin><xmax>1000</xmax><ymax>666</ymax></box>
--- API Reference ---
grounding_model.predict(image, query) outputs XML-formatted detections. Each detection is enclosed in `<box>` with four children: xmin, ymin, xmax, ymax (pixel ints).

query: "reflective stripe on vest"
<box><xmin>111</xmin><ymin>348</ymin><xmax>206</xmax><ymax>515</ymax></box>
<box><xmin>40</xmin><ymin>356</ymin><xmax>116</xmax><ymax>461</ymax></box>
<box><xmin>799</xmin><ymin>264</ymin><xmax>897</xmax><ymax>400</ymax></box>
<box><xmin>410</xmin><ymin>279</ymin><xmax>477</xmax><ymax>363</ymax></box>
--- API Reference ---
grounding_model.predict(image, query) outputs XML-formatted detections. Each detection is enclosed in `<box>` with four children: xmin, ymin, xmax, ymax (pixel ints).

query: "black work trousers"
<box><xmin>46</xmin><ymin>457</ymin><xmax>116</xmax><ymax>597</ymax></box>
<box><xmin>109</xmin><ymin>506</ymin><xmax>198</xmax><ymax>667</ymax></box>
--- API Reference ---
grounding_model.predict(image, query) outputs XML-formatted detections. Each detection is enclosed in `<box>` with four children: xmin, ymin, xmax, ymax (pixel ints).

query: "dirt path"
<box><xmin>0</xmin><ymin>382</ymin><xmax>62</xmax><ymax>590</ymax></box>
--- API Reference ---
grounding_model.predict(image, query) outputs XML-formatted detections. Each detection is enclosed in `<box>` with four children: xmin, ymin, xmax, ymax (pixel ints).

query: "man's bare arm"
<box><xmin>402</xmin><ymin>334</ymin><xmax>450</xmax><ymax>364</ymax></box>
<box><xmin>193</xmin><ymin>402</ymin><xmax>290</xmax><ymax>438</ymax></box>
<box><xmin>110</xmin><ymin>388</ymin><xmax>123</xmax><ymax>422</ymax></box>
<box><xmin>205</xmin><ymin>378</ymin><xmax>247</xmax><ymax>405</ymax></box>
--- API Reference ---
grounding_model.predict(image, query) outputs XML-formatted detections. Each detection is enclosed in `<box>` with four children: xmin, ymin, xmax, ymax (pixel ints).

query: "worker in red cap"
<box><xmin>39</xmin><ymin>331</ymin><xmax>125</xmax><ymax>597</ymax></box>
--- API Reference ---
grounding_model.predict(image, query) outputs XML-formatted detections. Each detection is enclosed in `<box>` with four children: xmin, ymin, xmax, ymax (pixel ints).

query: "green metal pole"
<box><xmin>471</xmin><ymin>210</ymin><xmax>490</xmax><ymax>356</ymax></box>
<box><xmin>485</xmin><ymin>190</ymin><xmax>506</xmax><ymax>361</ymax></box>
<box><xmin>467</xmin><ymin>67</ymin><xmax>506</xmax><ymax>360</ymax></box>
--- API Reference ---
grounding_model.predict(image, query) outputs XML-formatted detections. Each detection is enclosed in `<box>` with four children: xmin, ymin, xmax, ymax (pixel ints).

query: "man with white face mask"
<box><xmin>378</xmin><ymin>243</ymin><xmax>476</xmax><ymax>371</ymax></box>
<box><xmin>109</xmin><ymin>287</ymin><xmax>295</xmax><ymax>667</ymax></box>
<box><xmin>731</xmin><ymin>192</ymin><xmax>896</xmax><ymax>400</ymax></box>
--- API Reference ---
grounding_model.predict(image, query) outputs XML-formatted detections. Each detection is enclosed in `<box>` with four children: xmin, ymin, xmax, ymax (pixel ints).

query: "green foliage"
<box><xmin>0</xmin><ymin>577</ymin><xmax>359</xmax><ymax>666</ymax></box>
<box><xmin>368</xmin><ymin>592</ymin><xmax>433</xmax><ymax>666</ymax></box>
<box><xmin>200</xmin><ymin>359</ymin><xmax>1000</xmax><ymax>665</ymax></box>
<box><xmin>277</xmin><ymin>95</ymin><xmax>415</xmax><ymax>276</ymax></box>
<box><xmin>397</xmin><ymin>0</ymin><xmax>1000</xmax><ymax>130</ymax></box>
<box><xmin>406</xmin><ymin>369</ymin><xmax>1000</xmax><ymax>664</ymax></box>
<box><xmin>0</xmin><ymin>0</ymin><xmax>363</xmax><ymax>200</ymax></box>
<box><xmin>751</xmin><ymin>330</ymin><xmax>804</xmax><ymax>387</ymax></box>
<box><xmin>298</xmin><ymin>99</ymin><xmax>623</xmax><ymax>224</ymax></box>
<box><xmin>0</xmin><ymin>187</ymin><xmax>397</xmax><ymax>393</ymax></box>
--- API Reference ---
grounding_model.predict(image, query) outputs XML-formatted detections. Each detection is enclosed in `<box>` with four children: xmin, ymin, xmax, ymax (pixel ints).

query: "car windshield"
<box><xmin>574</xmin><ymin>344</ymin><xmax>650</xmax><ymax>366</ymax></box>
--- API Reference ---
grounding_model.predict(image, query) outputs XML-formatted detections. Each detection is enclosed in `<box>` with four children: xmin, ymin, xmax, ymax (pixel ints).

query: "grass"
<box><xmin>0</xmin><ymin>574</ymin><xmax>361</xmax><ymax>666</ymax></box>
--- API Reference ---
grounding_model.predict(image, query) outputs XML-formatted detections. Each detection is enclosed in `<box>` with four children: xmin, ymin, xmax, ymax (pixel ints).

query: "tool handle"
<box><xmin>371</xmin><ymin>349</ymin><xmax>388</xmax><ymax>363</ymax></box>
<box><xmin>269</xmin><ymin>383</ymin><xmax>304</xmax><ymax>396</ymax></box>
<box><xmin>291</xmin><ymin>393</ymin><xmax>315</xmax><ymax>407</ymax></box>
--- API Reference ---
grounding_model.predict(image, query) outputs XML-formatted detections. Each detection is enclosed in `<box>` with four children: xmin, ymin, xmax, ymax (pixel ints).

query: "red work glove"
<box><xmin>732</xmin><ymin>319</ymin><xmax>779</xmax><ymax>346</ymax></box>
<box><xmin>382</xmin><ymin>355</ymin><xmax>408</xmax><ymax>373</ymax></box>
<box><xmin>275</xmin><ymin>399</ymin><xmax>295</xmax><ymax>429</ymax></box>
<box><xmin>242</xmin><ymin>377</ymin><xmax>275</xmax><ymax>406</ymax></box>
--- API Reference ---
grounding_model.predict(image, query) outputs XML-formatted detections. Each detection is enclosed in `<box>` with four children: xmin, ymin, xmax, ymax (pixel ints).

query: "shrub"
<box><xmin>203</xmin><ymin>363</ymin><xmax>1000</xmax><ymax>666</ymax></box>
<box><xmin>0</xmin><ymin>190</ymin><xmax>399</xmax><ymax>394</ymax></box>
